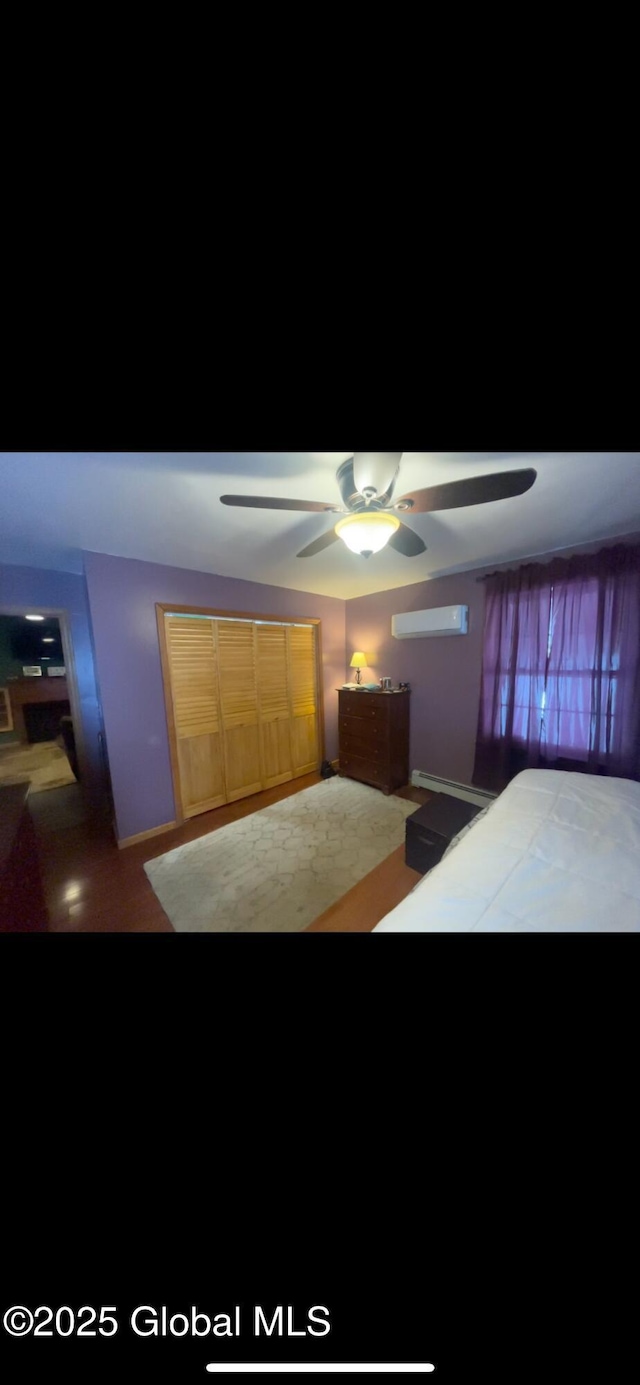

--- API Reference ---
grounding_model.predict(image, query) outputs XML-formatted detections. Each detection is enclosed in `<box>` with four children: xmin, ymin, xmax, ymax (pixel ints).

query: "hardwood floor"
<box><xmin>304</xmin><ymin>783</ymin><xmax>433</xmax><ymax>933</ymax></box>
<box><xmin>305</xmin><ymin>844</ymin><xmax>422</xmax><ymax>932</ymax></box>
<box><xmin>32</xmin><ymin>775</ymin><xmax>432</xmax><ymax>933</ymax></box>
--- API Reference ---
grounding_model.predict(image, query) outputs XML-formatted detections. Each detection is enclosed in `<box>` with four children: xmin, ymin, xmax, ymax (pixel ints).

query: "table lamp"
<box><xmin>350</xmin><ymin>651</ymin><xmax>367</xmax><ymax>685</ymax></box>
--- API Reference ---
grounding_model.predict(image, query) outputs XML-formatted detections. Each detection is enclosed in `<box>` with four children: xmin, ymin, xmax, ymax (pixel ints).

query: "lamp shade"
<box><xmin>350</xmin><ymin>652</ymin><xmax>367</xmax><ymax>669</ymax></box>
<box><xmin>335</xmin><ymin>511</ymin><xmax>400</xmax><ymax>557</ymax></box>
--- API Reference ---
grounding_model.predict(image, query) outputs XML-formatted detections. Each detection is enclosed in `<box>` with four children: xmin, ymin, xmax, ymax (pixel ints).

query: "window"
<box><xmin>475</xmin><ymin>545</ymin><xmax>640</xmax><ymax>785</ymax></box>
<box><xmin>544</xmin><ymin>578</ymin><xmax>620</xmax><ymax>760</ymax></box>
<box><xmin>496</xmin><ymin>579</ymin><xmax>623</xmax><ymax>760</ymax></box>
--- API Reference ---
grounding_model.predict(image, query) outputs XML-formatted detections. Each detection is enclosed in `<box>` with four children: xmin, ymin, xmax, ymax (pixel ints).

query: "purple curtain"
<box><xmin>473</xmin><ymin>565</ymin><xmax>552</xmax><ymax>791</ymax></box>
<box><xmin>473</xmin><ymin>544</ymin><xmax>640</xmax><ymax>792</ymax></box>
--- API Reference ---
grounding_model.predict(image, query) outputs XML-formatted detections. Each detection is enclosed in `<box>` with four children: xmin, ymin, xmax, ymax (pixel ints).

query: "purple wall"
<box><xmin>346</xmin><ymin>572</ymin><xmax>486</xmax><ymax>785</ymax></box>
<box><xmin>83</xmin><ymin>552</ymin><xmax>346</xmax><ymax>842</ymax></box>
<box><xmin>345</xmin><ymin>531</ymin><xmax>640</xmax><ymax>788</ymax></box>
<box><xmin>0</xmin><ymin>563</ymin><xmax>105</xmax><ymax>811</ymax></box>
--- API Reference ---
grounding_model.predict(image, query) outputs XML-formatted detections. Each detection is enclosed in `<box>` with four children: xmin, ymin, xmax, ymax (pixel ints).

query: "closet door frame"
<box><xmin>156</xmin><ymin>603</ymin><xmax>325</xmax><ymax>825</ymax></box>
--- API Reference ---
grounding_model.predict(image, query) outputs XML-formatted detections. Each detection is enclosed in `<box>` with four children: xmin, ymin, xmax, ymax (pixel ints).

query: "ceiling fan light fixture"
<box><xmin>335</xmin><ymin>511</ymin><xmax>401</xmax><ymax>556</ymax></box>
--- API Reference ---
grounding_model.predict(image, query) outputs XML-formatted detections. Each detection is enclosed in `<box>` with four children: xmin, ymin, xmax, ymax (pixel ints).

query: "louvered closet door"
<box><xmin>165</xmin><ymin>617</ymin><xmax>226</xmax><ymax>817</ymax></box>
<box><xmin>256</xmin><ymin>624</ymin><xmax>293</xmax><ymax>789</ymax></box>
<box><xmin>287</xmin><ymin>625</ymin><xmax>319</xmax><ymax>775</ymax></box>
<box><xmin>217</xmin><ymin>621</ymin><xmax>263</xmax><ymax>803</ymax></box>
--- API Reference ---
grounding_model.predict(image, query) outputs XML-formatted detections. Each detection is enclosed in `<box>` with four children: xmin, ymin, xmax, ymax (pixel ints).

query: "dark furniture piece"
<box><xmin>59</xmin><ymin>714</ymin><xmax>79</xmax><ymax>779</ymax></box>
<box><xmin>338</xmin><ymin>688</ymin><xmax>410</xmax><ymax>795</ymax></box>
<box><xmin>405</xmin><ymin>793</ymin><xmax>483</xmax><ymax>875</ymax></box>
<box><xmin>0</xmin><ymin>783</ymin><xmax>49</xmax><ymax>932</ymax></box>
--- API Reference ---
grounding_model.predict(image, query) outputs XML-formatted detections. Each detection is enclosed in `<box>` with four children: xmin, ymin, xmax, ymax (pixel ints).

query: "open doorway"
<box><xmin>0</xmin><ymin>609</ymin><xmax>87</xmax><ymax>830</ymax></box>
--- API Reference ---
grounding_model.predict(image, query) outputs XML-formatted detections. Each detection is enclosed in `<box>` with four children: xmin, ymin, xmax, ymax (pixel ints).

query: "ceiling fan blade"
<box><xmin>297</xmin><ymin>529</ymin><xmax>341</xmax><ymax>559</ymax></box>
<box><xmin>395</xmin><ymin>467</ymin><xmax>537</xmax><ymax>514</ymax></box>
<box><xmin>387</xmin><ymin>522</ymin><xmax>427</xmax><ymax>557</ymax></box>
<box><xmin>353</xmin><ymin>452</ymin><xmax>403</xmax><ymax>500</ymax></box>
<box><xmin>220</xmin><ymin>495</ymin><xmax>340</xmax><ymax>513</ymax></box>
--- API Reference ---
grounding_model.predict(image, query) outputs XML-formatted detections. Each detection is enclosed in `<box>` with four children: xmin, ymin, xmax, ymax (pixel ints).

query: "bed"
<box><xmin>373</xmin><ymin>770</ymin><xmax>640</xmax><ymax>932</ymax></box>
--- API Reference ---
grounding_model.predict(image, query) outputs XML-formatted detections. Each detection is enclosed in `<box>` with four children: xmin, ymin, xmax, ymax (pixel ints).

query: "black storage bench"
<box><xmin>405</xmin><ymin>794</ymin><xmax>483</xmax><ymax>875</ymax></box>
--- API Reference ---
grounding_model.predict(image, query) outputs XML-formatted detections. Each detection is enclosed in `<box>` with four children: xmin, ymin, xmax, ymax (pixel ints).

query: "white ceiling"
<box><xmin>1</xmin><ymin>451</ymin><xmax>639</xmax><ymax>600</ymax></box>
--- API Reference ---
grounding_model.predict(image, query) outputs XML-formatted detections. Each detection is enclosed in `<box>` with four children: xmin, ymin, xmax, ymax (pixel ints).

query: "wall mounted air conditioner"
<box><xmin>392</xmin><ymin>605</ymin><xmax>469</xmax><ymax>639</ymax></box>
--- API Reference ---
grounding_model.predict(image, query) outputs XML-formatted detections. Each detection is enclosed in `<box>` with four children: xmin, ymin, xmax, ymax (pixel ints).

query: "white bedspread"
<box><xmin>373</xmin><ymin>770</ymin><xmax>640</xmax><ymax>932</ymax></box>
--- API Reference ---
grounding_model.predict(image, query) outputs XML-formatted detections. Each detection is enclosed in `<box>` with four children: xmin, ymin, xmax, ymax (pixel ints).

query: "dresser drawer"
<box><xmin>339</xmin><ymin>714</ymin><xmax>387</xmax><ymax>743</ymax></box>
<box><xmin>339</xmin><ymin>693</ymin><xmax>390</xmax><ymax>722</ymax></box>
<box><xmin>340</xmin><ymin>754</ymin><xmax>387</xmax><ymax>787</ymax></box>
<box><xmin>340</xmin><ymin>731</ymin><xmax>388</xmax><ymax>762</ymax></box>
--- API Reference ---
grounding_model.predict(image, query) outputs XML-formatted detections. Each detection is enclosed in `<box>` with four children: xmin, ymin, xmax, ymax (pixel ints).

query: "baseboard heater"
<box><xmin>411</xmin><ymin>770</ymin><xmax>497</xmax><ymax>809</ymax></box>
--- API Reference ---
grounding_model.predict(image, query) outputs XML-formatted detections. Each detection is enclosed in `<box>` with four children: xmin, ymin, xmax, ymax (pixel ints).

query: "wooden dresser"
<box><xmin>338</xmin><ymin>689</ymin><xmax>410</xmax><ymax>795</ymax></box>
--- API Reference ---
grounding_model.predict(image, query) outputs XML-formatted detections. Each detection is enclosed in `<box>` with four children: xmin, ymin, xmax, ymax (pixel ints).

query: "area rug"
<box><xmin>0</xmin><ymin>740</ymin><xmax>76</xmax><ymax>793</ymax></box>
<box><xmin>144</xmin><ymin>777</ymin><xmax>417</xmax><ymax>933</ymax></box>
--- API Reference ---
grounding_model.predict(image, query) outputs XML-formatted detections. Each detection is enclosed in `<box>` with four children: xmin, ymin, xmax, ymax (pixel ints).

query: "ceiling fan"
<box><xmin>220</xmin><ymin>454</ymin><xmax>537</xmax><ymax>560</ymax></box>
